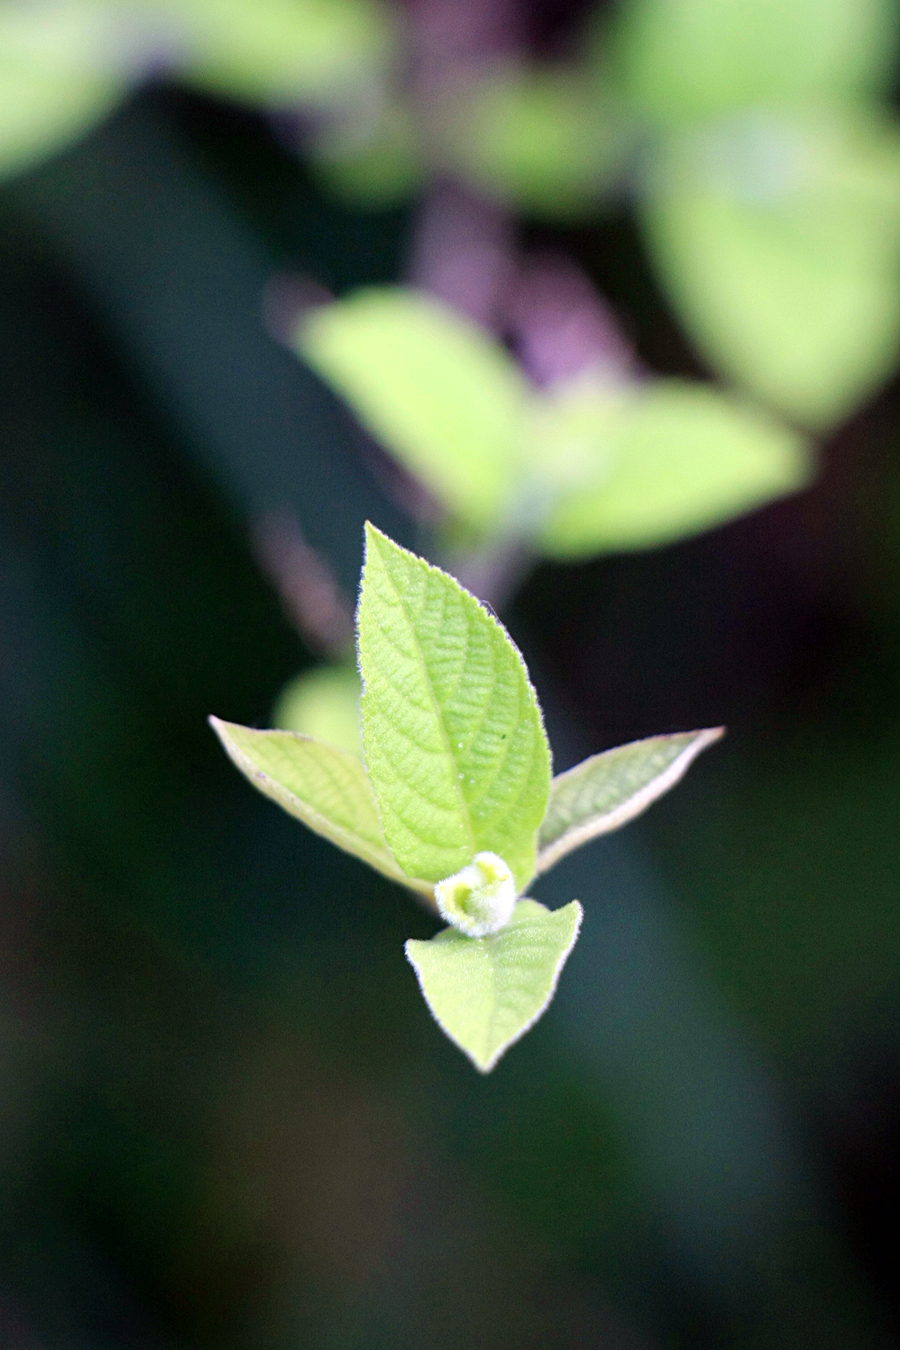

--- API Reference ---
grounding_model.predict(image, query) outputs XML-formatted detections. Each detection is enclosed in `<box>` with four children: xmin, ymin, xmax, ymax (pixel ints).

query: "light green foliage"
<box><xmin>213</xmin><ymin>527</ymin><xmax>717</xmax><ymax>1068</ymax></box>
<box><xmin>298</xmin><ymin>289</ymin><xmax>813</xmax><ymax>554</ymax></box>
<box><xmin>0</xmin><ymin>0</ymin><xmax>392</xmax><ymax>181</ymax></box>
<box><xmin>440</xmin><ymin>67</ymin><xmax>629</xmax><ymax>218</ymax></box>
<box><xmin>608</xmin><ymin>0</ymin><xmax>900</xmax><ymax>427</ymax></box>
<box><xmin>644</xmin><ymin>112</ymin><xmax>900</xmax><ymax>428</ymax></box>
<box><xmin>299</xmin><ymin>290</ymin><xmax>528</xmax><ymax>532</ymax></box>
<box><xmin>171</xmin><ymin>0</ymin><xmax>392</xmax><ymax>104</ymax></box>
<box><xmin>537</xmin><ymin>728</ymin><xmax>723</xmax><ymax>873</ymax></box>
<box><xmin>357</xmin><ymin>524</ymin><xmax>551</xmax><ymax>891</ymax></box>
<box><xmin>0</xmin><ymin>1</ymin><xmax>126</xmax><ymax>178</ymax></box>
<box><xmin>310</xmin><ymin>99</ymin><xmax>420</xmax><ymax>206</ymax></box>
<box><xmin>406</xmin><ymin>899</ymin><xmax>583</xmax><ymax>1072</ymax></box>
<box><xmin>209</xmin><ymin>716</ymin><xmax>430</xmax><ymax>893</ymax></box>
<box><xmin>273</xmin><ymin>664</ymin><xmax>362</xmax><ymax>757</ymax></box>
<box><xmin>534</xmin><ymin>378</ymin><xmax>812</xmax><ymax>554</ymax></box>
<box><xmin>612</xmin><ymin>0</ymin><xmax>896</xmax><ymax>122</ymax></box>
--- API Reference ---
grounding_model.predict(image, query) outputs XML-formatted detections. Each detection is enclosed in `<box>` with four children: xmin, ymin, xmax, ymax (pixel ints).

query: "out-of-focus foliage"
<box><xmin>619</xmin><ymin>0</ymin><xmax>900</xmax><ymax>427</ymax></box>
<box><xmin>609</xmin><ymin>0</ymin><xmax>897</xmax><ymax>116</ymax></box>
<box><xmin>0</xmin><ymin>0</ymin><xmax>392</xmax><ymax>175</ymax></box>
<box><xmin>4</xmin><ymin>0</ymin><xmax>900</xmax><ymax>425</ymax></box>
<box><xmin>300</xmin><ymin>288</ymin><xmax>529</xmax><ymax>534</ymax></box>
<box><xmin>642</xmin><ymin>112</ymin><xmax>900</xmax><ymax>428</ymax></box>
<box><xmin>298</xmin><ymin>286</ymin><xmax>813</xmax><ymax>553</ymax></box>
<box><xmin>436</xmin><ymin>67</ymin><xmax>632</xmax><ymax>218</ymax></box>
<box><xmin>273</xmin><ymin>662</ymin><xmax>362</xmax><ymax>754</ymax></box>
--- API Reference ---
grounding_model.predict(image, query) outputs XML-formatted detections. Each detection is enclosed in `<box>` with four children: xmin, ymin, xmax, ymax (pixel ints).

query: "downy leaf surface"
<box><xmin>209</xmin><ymin>717</ymin><xmax>431</xmax><ymax>894</ymax></box>
<box><xmin>357</xmin><ymin>524</ymin><xmax>551</xmax><ymax>890</ymax></box>
<box><xmin>537</xmin><ymin>728</ymin><xmax>722</xmax><ymax>874</ymax></box>
<box><xmin>406</xmin><ymin>898</ymin><xmax>583</xmax><ymax>1071</ymax></box>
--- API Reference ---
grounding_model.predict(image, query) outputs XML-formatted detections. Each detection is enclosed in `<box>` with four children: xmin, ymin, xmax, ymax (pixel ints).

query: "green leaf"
<box><xmin>272</xmin><ymin>664</ymin><xmax>362</xmax><ymax>758</ymax></box>
<box><xmin>440</xmin><ymin>66</ymin><xmax>631</xmax><ymax>218</ymax></box>
<box><xmin>357</xmin><ymin>524</ymin><xmax>551</xmax><ymax>891</ymax></box>
<box><xmin>642</xmin><ymin>112</ymin><xmax>900</xmax><ymax>427</ymax></box>
<box><xmin>0</xmin><ymin>0</ymin><xmax>128</xmax><ymax>182</ymax></box>
<box><xmin>171</xmin><ymin>0</ymin><xmax>392</xmax><ymax>104</ymax></box>
<box><xmin>209</xmin><ymin>716</ymin><xmax>431</xmax><ymax>894</ymax></box>
<box><xmin>534</xmin><ymin>378</ymin><xmax>811</xmax><ymax>556</ymax></box>
<box><xmin>611</xmin><ymin>0</ymin><xmax>897</xmax><ymax>122</ymax></box>
<box><xmin>311</xmin><ymin>99</ymin><xmax>421</xmax><ymax>207</ymax></box>
<box><xmin>537</xmin><ymin>728</ymin><xmax>722</xmax><ymax>874</ymax></box>
<box><xmin>405</xmin><ymin>898</ymin><xmax>583</xmax><ymax>1071</ymax></box>
<box><xmin>297</xmin><ymin>289</ymin><xmax>529</xmax><ymax>532</ymax></box>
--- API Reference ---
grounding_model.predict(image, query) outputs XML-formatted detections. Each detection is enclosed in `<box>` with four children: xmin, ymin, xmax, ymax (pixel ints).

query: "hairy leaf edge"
<box><xmin>209</xmin><ymin>716</ymin><xmax>434</xmax><ymax>898</ymax></box>
<box><xmin>405</xmin><ymin>898</ymin><xmax>583</xmax><ymax>1073</ymax></box>
<box><xmin>535</xmin><ymin>727</ymin><xmax>724</xmax><ymax>875</ymax></box>
<box><xmin>359</xmin><ymin>522</ymin><xmax>552</xmax><ymax>889</ymax></box>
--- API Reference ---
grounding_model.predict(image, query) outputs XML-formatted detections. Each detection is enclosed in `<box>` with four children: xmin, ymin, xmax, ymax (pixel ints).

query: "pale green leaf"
<box><xmin>0</xmin><ymin>63</ymin><xmax>124</xmax><ymax>180</ymax></box>
<box><xmin>297</xmin><ymin>289</ymin><xmax>529</xmax><ymax>531</ymax></box>
<box><xmin>273</xmin><ymin>665</ymin><xmax>362</xmax><ymax>758</ymax></box>
<box><xmin>535</xmin><ymin>378</ymin><xmax>811</xmax><ymax>556</ymax></box>
<box><xmin>643</xmin><ymin>112</ymin><xmax>900</xmax><ymax>427</ymax></box>
<box><xmin>537</xmin><ymin>728</ymin><xmax>722</xmax><ymax>874</ymax></box>
<box><xmin>311</xmin><ymin>99</ymin><xmax>420</xmax><ymax>206</ymax></box>
<box><xmin>406</xmin><ymin>898</ymin><xmax>583</xmax><ymax>1071</ymax></box>
<box><xmin>0</xmin><ymin>0</ymin><xmax>128</xmax><ymax>183</ymax></box>
<box><xmin>170</xmin><ymin>0</ymin><xmax>392</xmax><ymax>104</ymax></box>
<box><xmin>611</xmin><ymin>0</ymin><xmax>897</xmax><ymax>122</ymax></box>
<box><xmin>440</xmin><ymin>66</ymin><xmax>631</xmax><ymax>218</ymax></box>
<box><xmin>357</xmin><ymin>524</ymin><xmax>551</xmax><ymax>890</ymax></box>
<box><xmin>209</xmin><ymin>716</ymin><xmax>431</xmax><ymax>894</ymax></box>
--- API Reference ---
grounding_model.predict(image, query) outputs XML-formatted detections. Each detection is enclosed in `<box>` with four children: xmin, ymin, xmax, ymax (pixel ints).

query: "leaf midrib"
<box><xmin>380</xmin><ymin>547</ymin><xmax>477</xmax><ymax>857</ymax></box>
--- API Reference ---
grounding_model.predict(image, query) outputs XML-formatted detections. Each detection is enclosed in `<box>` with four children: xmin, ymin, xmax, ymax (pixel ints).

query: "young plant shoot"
<box><xmin>211</xmin><ymin>525</ymin><xmax>721</xmax><ymax>1071</ymax></box>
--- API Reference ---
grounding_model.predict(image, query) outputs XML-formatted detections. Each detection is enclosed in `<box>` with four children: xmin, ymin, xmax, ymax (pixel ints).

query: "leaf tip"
<box><xmin>208</xmin><ymin>714</ymin><xmax>229</xmax><ymax>743</ymax></box>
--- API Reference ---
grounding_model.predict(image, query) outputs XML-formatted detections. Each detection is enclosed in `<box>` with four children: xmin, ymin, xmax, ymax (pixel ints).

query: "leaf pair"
<box><xmin>296</xmin><ymin>288</ymin><xmax>812</xmax><ymax>556</ymax></box>
<box><xmin>212</xmin><ymin>526</ymin><xmax>720</xmax><ymax>1069</ymax></box>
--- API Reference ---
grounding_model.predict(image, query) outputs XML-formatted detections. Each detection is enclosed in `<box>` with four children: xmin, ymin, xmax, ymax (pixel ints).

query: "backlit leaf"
<box><xmin>611</xmin><ymin>0</ymin><xmax>897</xmax><ymax>122</ymax></box>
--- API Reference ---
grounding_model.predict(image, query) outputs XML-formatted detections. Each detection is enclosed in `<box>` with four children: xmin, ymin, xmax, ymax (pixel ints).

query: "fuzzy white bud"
<box><xmin>434</xmin><ymin>852</ymin><xmax>517</xmax><ymax>937</ymax></box>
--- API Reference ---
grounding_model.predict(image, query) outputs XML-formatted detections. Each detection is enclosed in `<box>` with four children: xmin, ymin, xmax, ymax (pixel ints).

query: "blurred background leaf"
<box><xmin>642</xmin><ymin>110</ymin><xmax>900</xmax><ymax>427</ymax></box>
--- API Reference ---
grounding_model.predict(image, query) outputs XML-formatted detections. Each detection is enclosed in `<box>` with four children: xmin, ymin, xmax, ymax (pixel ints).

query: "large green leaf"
<box><xmin>357</xmin><ymin>524</ymin><xmax>551</xmax><ymax>890</ymax></box>
<box><xmin>534</xmin><ymin>378</ymin><xmax>811</xmax><ymax>556</ymax></box>
<box><xmin>209</xmin><ymin>717</ymin><xmax>431</xmax><ymax>894</ymax></box>
<box><xmin>537</xmin><ymin>728</ymin><xmax>722</xmax><ymax>874</ymax></box>
<box><xmin>406</xmin><ymin>899</ymin><xmax>582</xmax><ymax>1071</ymax></box>
<box><xmin>297</xmin><ymin>289</ymin><xmax>528</xmax><ymax>532</ymax></box>
<box><xmin>611</xmin><ymin>0</ymin><xmax>896</xmax><ymax>122</ymax></box>
<box><xmin>643</xmin><ymin>112</ymin><xmax>900</xmax><ymax>428</ymax></box>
